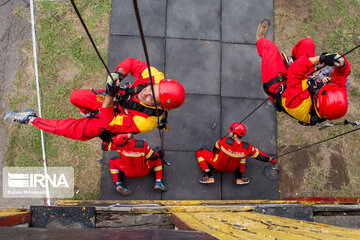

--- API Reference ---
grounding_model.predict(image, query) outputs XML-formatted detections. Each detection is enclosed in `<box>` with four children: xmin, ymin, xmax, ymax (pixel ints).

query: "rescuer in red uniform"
<box><xmin>196</xmin><ymin>122</ymin><xmax>275</xmax><ymax>185</ymax></box>
<box><xmin>104</xmin><ymin>133</ymin><xmax>167</xmax><ymax>196</ymax></box>
<box><xmin>255</xmin><ymin>20</ymin><xmax>351</xmax><ymax>125</ymax></box>
<box><xmin>4</xmin><ymin>58</ymin><xmax>185</xmax><ymax>140</ymax></box>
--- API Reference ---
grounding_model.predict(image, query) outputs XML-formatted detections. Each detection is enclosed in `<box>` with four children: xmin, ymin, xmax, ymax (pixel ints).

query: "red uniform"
<box><xmin>105</xmin><ymin>138</ymin><xmax>163</xmax><ymax>182</ymax></box>
<box><xmin>196</xmin><ymin>137</ymin><xmax>271</xmax><ymax>173</ymax></box>
<box><xmin>257</xmin><ymin>38</ymin><xmax>351</xmax><ymax>124</ymax></box>
<box><xmin>31</xmin><ymin>58</ymin><xmax>165</xmax><ymax>141</ymax></box>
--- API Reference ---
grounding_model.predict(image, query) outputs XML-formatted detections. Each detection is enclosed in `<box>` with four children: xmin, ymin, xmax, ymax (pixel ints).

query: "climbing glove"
<box><xmin>319</xmin><ymin>52</ymin><xmax>344</xmax><ymax>67</ymax></box>
<box><xmin>105</xmin><ymin>72</ymin><xmax>124</xmax><ymax>97</ymax></box>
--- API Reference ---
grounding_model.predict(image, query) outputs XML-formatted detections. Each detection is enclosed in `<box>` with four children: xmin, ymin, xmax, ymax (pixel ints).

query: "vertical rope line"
<box><xmin>132</xmin><ymin>0</ymin><xmax>165</xmax><ymax>151</ymax></box>
<box><xmin>69</xmin><ymin>0</ymin><xmax>114</xmax><ymax>81</ymax></box>
<box><xmin>30</xmin><ymin>0</ymin><xmax>50</xmax><ymax>206</ymax></box>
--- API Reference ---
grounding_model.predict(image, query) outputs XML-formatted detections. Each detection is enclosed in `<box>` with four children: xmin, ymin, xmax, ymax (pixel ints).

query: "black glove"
<box><xmin>99</xmin><ymin>128</ymin><xmax>114</xmax><ymax>143</ymax></box>
<box><xmin>105</xmin><ymin>72</ymin><xmax>124</xmax><ymax>97</ymax></box>
<box><xmin>319</xmin><ymin>52</ymin><xmax>344</xmax><ymax>67</ymax></box>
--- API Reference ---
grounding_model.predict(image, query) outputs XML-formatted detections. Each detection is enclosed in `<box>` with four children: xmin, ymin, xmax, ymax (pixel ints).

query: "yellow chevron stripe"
<box><xmin>121</xmin><ymin>152</ymin><xmax>145</xmax><ymax>157</ymax></box>
<box><xmin>220</xmin><ymin>146</ymin><xmax>246</xmax><ymax>158</ymax></box>
<box><xmin>146</xmin><ymin>149</ymin><xmax>154</xmax><ymax>159</ymax></box>
<box><xmin>250</xmin><ymin>149</ymin><xmax>259</xmax><ymax>158</ymax></box>
<box><xmin>154</xmin><ymin>166</ymin><xmax>162</xmax><ymax>171</ymax></box>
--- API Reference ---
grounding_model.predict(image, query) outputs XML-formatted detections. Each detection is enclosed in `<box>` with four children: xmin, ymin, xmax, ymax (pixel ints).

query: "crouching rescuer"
<box><xmin>103</xmin><ymin>133</ymin><xmax>167</xmax><ymax>196</ymax></box>
<box><xmin>196</xmin><ymin>122</ymin><xmax>276</xmax><ymax>185</ymax></box>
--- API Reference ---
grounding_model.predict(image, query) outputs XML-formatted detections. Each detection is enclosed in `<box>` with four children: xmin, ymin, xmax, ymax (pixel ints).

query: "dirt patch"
<box><xmin>326</xmin><ymin>148</ymin><xmax>349</xmax><ymax>190</ymax></box>
<box><xmin>274</xmin><ymin>0</ymin><xmax>312</xmax><ymax>52</ymax></box>
<box><xmin>278</xmin><ymin>146</ymin><xmax>312</xmax><ymax>197</ymax></box>
<box><xmin>279</xmin><ymin>144</ymin><xmax>349</xmax><ymax>197</ymax></box>
<box><xmin>275</xmin><ymin>0</ymin><xmax>360</xmax><ymax>197</ymax></box>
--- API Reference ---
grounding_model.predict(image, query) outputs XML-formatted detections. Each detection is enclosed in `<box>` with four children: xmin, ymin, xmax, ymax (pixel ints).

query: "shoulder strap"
<box><xmin>124</xmin><ymin>83</ymin><xmax>150</xmax><ymax>96</ymax></box>
<box><xmin>119</xmin><ymin>99</ymin><xmax>164</xmax><ymax>117</ymax></box>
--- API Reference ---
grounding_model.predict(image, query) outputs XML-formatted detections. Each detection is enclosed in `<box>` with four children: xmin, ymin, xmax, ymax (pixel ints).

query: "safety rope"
<box><xmin>132</xmin><ymin>0</ymin><xmax>165</xmax><ymax>155</ymax></box>
<box><xmin>69</xmin><ymin>0</ymin><xmax>114</xmax><ymax>82</ymax></box>
<box><xmin>0</xmin><ymin>0</ymin><xmax>11</xmax><ymax>7</ymax></box>
<box><xmin>274</xmin><ymin>126</ymin><xmax>360</xmax><ymax>159</ymax></box>
<box><xmin>220</xmin><ymin>98</ymin><xmax>269</xmax><ymax>139</ymax></box>
<box><xmin>30</xmin><ymin>0</ymin><xmax>51</xmax><ymax>206</ymax></box>
<box><xmin>70</xmin><ymin>0</ymin><xmax>166</xmax><ymax>161</ymax></box>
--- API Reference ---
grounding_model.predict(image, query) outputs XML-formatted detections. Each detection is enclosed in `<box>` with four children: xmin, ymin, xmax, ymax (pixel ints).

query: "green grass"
<box><xmin>5</xmin><ymin>0</ymin><xmax>111</xmax><ymax>199</ymax></box>
<box><xmin>276</xmin><ymin>0</ymin><xmax>360</xmax><ymax>198</ymax></box>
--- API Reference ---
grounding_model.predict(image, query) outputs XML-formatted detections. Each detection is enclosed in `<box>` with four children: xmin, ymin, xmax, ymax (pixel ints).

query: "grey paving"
<box><xmin>166</xmin><ymin>0</ymin><xmax>221</xmax><ymax>40</ymax></box>
<box><xmin>163</xmin><ymin>94</ymin><xmax>221</xmax><ymax>151</ymax></box>
<box><xmin>102</xmin><ymin>0</ymin><xmax>277</xmax><ymax>200</ymax></box>
<box><xmin>221</xmin><ymin>97</ymin><xmax>277</xmax><ymax>155</ymax></box>
<box><xmin>110</xmin><ymin>0</ymin><xmax>167</xmax><ymax>37</ymax></box>
<box><xmin>162</xmin><ymin>151</ymin><xmax>221</xmax><ymax>200</ymax></box>
<box><xmin>221</xmin><ymin>158</ymin><xmax>278</xmax><ymax>200</ymax></box>
<box><xmin>222</xmin><ymin>0</ymin><xmax>274</xmax><ymax>44</ymax></box>
<box><xmin>165</xmin><ymin>39</ymin><xmax>221</xmax><ymax>95</ymax></box>
<box><xmin>107</xmin><ymin>35</ymin><xmax>165</xmax><ymax>82</ymax></box>
<box><xmin>222</xmin><ymin>43</ymin><xmax>267</xmax><ymax>98</ymax></box>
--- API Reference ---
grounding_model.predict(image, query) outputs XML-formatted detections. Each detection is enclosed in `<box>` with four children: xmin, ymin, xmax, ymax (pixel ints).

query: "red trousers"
<box><xmin>31</xmin><ymin>89</ymin><xmax>105</xmax><ymax>141</ymax></box>
<box><xmin>69</xmin><ymin>89</ymin><xmax>103</xmax><ymax>114</ymax></box>
<box><xmin>256</xmin><ymin>38</ymin><xmax>315</xmax><ymax>93</ymax></box>
<box><xmin>110</xmin><ymin>158</ymin><xmax>163</xmax><ymax>183</ymax></box>
<box><xmin>196</xmin><ymin>149</ymin><xmax>246</xmax><ymax>173</ymax></box>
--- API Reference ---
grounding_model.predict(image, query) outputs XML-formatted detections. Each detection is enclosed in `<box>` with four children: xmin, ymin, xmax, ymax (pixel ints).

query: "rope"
<box><xmin>69</xmin><ymin>0</ymin><xmax>114</xmax><ymax>82</ymax></box>
<box><xmin>220</xmin><ymin>98</ymin><xmax>269</xmax><ymax>139</ymax></box>
<box><xmin>307</xmin><ymin>42</ymin><xmax>360</xmax><ymax>77</ymax></box>
<box><xmin>132</xmin><ymin>0</ymin><xmax>165</xmax><ymax>153</ymax></box>
<box><xmin>30</xmin><ymin>0</ymin><xmax>50</xmax><ymax>206</ymax></box>
<box><xmin>0</xmin><ymin>0</ymin><xmax>11</xmax><ymax>7</ymax></box>
<box><xmin>70</xmin><ymin>0</ymin><xmax>166</xmax><ymax>161</ymax></box>
<box><xmin>275</xmin><ymin>126</ymin><xmax>360</xmax><ymax>159</ymax></box>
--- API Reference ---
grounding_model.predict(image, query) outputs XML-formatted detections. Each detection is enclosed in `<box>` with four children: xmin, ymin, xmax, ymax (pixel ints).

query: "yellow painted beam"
<box><xmin>172</xmin><ymin>211</ymin><xmax>360</xmax><ymax>240</ymax></box>
<box><xmin>173</xmin><ymin>212</ymin><xmax>240</xmax><ymax>240</ymax></box>
<box><xmin>0</xmin><ymin>209</ymin><xmax>29</xmax><ymax>217</ymax></box>
<box><xmin>56</xmin><ymin>199</ymin><xmax>304</xmax><ymax>206</ymax></box>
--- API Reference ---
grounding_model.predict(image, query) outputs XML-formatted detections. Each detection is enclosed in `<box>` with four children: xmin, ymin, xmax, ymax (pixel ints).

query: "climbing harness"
<box><xmin>70</xmin><ymin>0</ymin><xmax>169</xmax><ymax>164</ymax></box>
<box><xmin>263</xmin><ymin>75</ymin><xmax>287</xmax><ymax>112</ymax></box>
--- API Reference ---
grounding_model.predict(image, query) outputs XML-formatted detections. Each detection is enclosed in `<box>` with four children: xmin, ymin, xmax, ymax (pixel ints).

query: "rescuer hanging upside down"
<box><xmin>255</xmin><ymin>19</ymin><xmax>351</xmax><ymax>126</ymax></box>
<box><xmin>3</xmin><ymin>58</ymin><xmax>186</xmax><ymax>141</ymax></box>
<box><xmin>196</xmin><ymin>122</ymin><xmax>276</xmax><ymax>185</ymax></box>
<box><xmin>103</xmin><ymin>133</ymin><xmax>167</xmax><ymax>196</ymax></box>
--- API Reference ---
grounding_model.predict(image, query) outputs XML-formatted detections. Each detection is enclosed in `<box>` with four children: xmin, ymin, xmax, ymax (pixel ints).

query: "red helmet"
<box><xmin>113</xmin><ymin>134</ymin><xmax>129</xmax><ymax>146</ymax></box>
<box><xmin>317</xmin><ymin>84</ymin><xmax>348</xmax><ymax>120</ymax></box>
<box><xmin>229</xmin><ymin>122</ymin><xmax>246</xmax><ymax>137</ymax></box>
<box><xmin>159</xmin><ymin>79</ymin><xmax>185</xmax><ymax>110</ymax></box>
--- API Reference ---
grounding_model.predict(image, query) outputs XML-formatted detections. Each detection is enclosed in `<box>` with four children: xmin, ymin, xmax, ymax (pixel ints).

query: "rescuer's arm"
<box><xmin>248</xmin><ymin>143</ymin><xmax>276</xmax><ymax>164</ymax></box>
